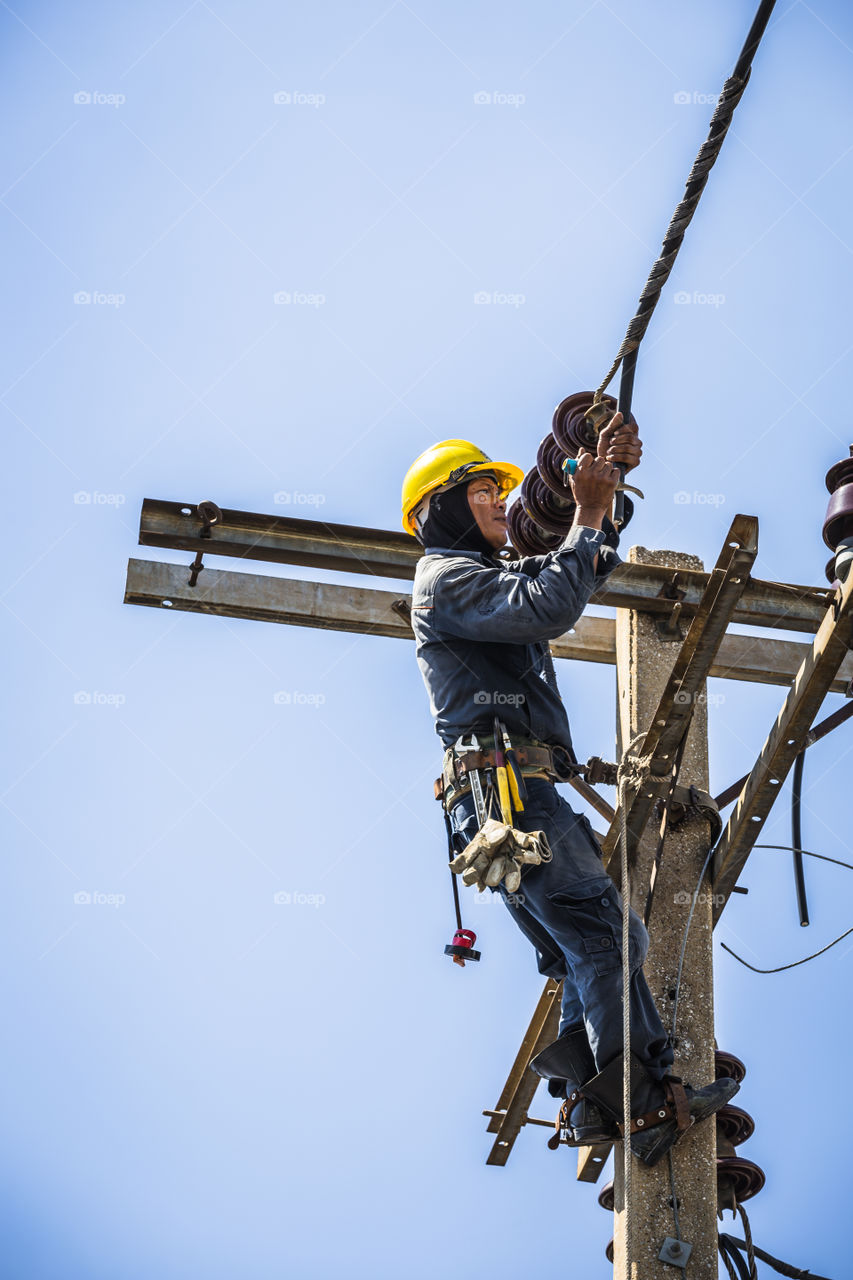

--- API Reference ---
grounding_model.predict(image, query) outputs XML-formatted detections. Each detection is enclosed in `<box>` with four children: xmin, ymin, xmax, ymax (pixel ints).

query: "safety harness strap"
<box><xmin>611</xmin><ymin>1076</ymin><xmax>693</xmax><ymax>1136</ymax></box>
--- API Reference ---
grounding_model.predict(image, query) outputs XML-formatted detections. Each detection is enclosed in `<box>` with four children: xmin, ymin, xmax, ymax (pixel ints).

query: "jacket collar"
<box><xmin>424</xmin><ymin>545</ymin><xmax>511</xmax><ymax>567</ymax></box>
<box><xmin>424</xmin><ymin>545</ymin><xmax>484</xmax><ymax>560</ymax></box>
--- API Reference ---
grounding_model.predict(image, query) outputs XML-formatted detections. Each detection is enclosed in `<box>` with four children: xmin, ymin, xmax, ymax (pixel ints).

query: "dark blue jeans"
<box><xmin>448</xmin><ymin>776</ymin><xmax>673</xmax><ymax>1080</ymax></box>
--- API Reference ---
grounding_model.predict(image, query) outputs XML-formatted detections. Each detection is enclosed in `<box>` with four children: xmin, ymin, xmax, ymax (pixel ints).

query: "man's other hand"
<box><xmin>596</xmin><ymin>412</ymin><xmax>642</xmax><ymax>473</ymax></box>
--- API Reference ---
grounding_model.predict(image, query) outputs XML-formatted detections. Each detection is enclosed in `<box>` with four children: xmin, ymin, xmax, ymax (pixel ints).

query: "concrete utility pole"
<box><xmin>613</xmin><ymin>545</ymin><xmax>718</xmax><ymax>1279</ymax></box>
<box><xmin>124</xmin><ymin>498</ymin><xmax>853</xmax><ymax>1277</ymax></box>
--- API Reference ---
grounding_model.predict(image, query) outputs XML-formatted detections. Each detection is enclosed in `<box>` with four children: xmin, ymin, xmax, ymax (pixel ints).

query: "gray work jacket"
<box><xmin>410</xmin><ymin>523</ymin><xmax>622</xmax><ymax>754</ymax></box>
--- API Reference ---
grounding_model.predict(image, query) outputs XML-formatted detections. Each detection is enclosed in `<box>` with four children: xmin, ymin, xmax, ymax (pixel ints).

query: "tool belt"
<box><xmin>434</xmin><ymin>737</ymin><xmax>575</xmax><ymax>810</ymax></box>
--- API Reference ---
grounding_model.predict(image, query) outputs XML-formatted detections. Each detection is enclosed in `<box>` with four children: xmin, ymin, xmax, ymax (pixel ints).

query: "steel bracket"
<box><xmin>654</xmin><ymin>571</ymin><xmax>688</xmax><ymax>639</ymax></box>
<box><xmin>713</xmin><ymin>558</ymin><xmax>853</xmax><ymax>921</ymax></box>
<box><xmin>602</xmin><ymin>515</ymin><xmax>759</xmax><ymax>873</ymax></box>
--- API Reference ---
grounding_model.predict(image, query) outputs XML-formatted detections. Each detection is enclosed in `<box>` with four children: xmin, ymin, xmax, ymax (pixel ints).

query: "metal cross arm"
<box><xmin>712</xmin><ymin>559</ymin><xmax>853</xmax><ymax>922</ymax></box>
<box><xmin>600</xmin><ymin>515</ymin><xmax>758</xmax><ymax>872</ymax></box>
<box><xmin>483</xmin><ymin>979</ymin><xmax>562</xmax><ymax>1167</ymax></box>
<box><xmin>123</xmin><ymin>556</ymin><xmax>853</xmax><ymax>693</ymax></box>
<box><xmin>138</xmin><ymin>497</ymin><xmax>423</xmax><ymax>581</ymax></box>
<box><xmin>136</xmin><ymin>499</ymin><xmax>830</xmax><ymax>633</ymax></box>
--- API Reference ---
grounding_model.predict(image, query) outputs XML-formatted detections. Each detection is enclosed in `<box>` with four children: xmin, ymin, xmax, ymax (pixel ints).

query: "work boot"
<box><xmin>580</xmin><ymin>1052</ymin><xmax>740</xmax><ymax>1167</ymax></box>
<box><xmin>529</xmin><ymin>1026</ymin><xmax>619</xmax><ymax>1146</ymax></box>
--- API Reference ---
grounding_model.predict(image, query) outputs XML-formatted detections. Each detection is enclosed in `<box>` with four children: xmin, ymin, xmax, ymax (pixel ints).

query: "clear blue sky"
<box><xmin>3</xmin><ymin>2</ymin><xmax>852</xmax><ymax>1276</ymax></box>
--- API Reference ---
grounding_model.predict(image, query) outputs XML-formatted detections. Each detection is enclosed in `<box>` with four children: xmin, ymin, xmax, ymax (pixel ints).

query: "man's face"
<box><xmin>466</xmin><ymin>474</ymin><xmax>507</xmax><ymax>549</ymax></box>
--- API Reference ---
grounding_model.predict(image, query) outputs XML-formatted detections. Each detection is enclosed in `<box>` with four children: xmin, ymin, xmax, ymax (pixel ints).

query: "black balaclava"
<box><xmin>418</xmin><ymin>476</ymin><xmax>499</xmax><ymax>556</ymax></box>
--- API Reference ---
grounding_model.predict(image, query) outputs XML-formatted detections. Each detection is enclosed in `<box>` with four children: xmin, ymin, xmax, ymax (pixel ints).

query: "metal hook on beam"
<box><xmin>187</xmin><ymin>500</ymin><xmax>223</xmax><ymax>587</ymax></box>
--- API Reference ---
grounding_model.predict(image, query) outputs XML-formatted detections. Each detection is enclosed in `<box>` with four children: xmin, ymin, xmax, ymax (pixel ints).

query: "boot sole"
<box><xmin>565</xmin><ymin>1127</ymin><xmax>619</xmax><ymax>1147</ymax></box>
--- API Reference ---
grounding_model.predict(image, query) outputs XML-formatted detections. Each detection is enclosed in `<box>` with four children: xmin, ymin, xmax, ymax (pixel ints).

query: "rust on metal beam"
<box><xmin>139</xmin><ymin>498</ymin><xmax>423</xmax><ymax>580</ymax></box>
<box><xmin>123</xmin><ymin>559</ymin><xmax>853</xmax><ymax>693</ymax></box>
<box><xmin>483</xmin><ymin>1111</ymin><xmax>556</xmax><ymax>1130</ymax></box>
<box><xmin>123</xmin><ymin>559</ymin><xmax>615</xmax><ymax>657</ymax></box>
<box><xmin>712</xmin><ymin>563</ymin><xmax>853</xmax><ymax>921</ymax></box>
<box><xmin>124</xmin><ymin>558</ymin><xmax>412</xmax><ymax>637</ymax></box>
<box><xmin>484</xmin><ymin>979</ymin><xmax>561</xmax><ymax>1166</ymax></box>
<box><xmin>137</xmin><ymin>500</ymin><xmax>831</xmax><ymax>632</ymax></box>
<box><xmin>577</xmin><ymin>1140</ymin><xmax>614</xmax><ymax>1183</ymax></box>
<box><xmin>601</xmin><ymin>516</ymin><xmax>759</xmax><ymax>871</ymax></box>
<box><xmin>568</xmin><ymin>774</ymin><xmax>616</xmax><ymax>824</ymax></box>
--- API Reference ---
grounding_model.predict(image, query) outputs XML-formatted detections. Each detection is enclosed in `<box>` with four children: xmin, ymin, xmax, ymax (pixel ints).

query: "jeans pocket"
<box><xmin>546</xmin><ymin>875</ymin><xmax>621</xmax><ymax>977</ymax></box>
<box><xmin>525</xmin><ymin>778</ymin><xmax>560</xmax><ymax>816</ymax></box>
<box><xmin>576</xmin><ymin>812</ymin><xmax>605</xmax><ymax>861</ymax></box>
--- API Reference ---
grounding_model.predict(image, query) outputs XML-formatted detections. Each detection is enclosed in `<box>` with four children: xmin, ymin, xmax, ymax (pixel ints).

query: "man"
<box><xmin>402</xmin><ymin>417</ymin><xmax>736</xmax><ymax>1166</ymax></box>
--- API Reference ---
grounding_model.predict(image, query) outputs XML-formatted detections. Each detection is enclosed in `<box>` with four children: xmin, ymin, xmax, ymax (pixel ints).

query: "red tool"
<box><xmin>444</xmin><ymin>928</ymin><xmax>481</xmax><ymax>967</ymax></box>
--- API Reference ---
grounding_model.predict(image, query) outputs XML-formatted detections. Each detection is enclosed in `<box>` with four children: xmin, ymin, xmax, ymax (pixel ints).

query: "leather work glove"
<box><xmin>449</xmin><ymin>818</ymin><xmax>552</xmax><ymax>894</ymax></box>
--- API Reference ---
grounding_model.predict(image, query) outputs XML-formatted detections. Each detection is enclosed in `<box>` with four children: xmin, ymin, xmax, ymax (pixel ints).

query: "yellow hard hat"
<box><xmin>401</xmin><ymin>439</ymin><xmax>524</xmax><ymax>535</ymax></box>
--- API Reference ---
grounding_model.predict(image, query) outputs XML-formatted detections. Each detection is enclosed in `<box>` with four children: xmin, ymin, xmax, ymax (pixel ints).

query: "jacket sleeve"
<box><xmin>433</xmin><ymin>524</ymin><xmax>622</xmax><ymax>644</ymax></box>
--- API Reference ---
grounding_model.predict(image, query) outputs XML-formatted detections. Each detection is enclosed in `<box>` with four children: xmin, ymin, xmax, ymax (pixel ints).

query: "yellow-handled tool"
<box><xmin>493</xmin><ymin>717</ymin><xmax>514</xmax><ymax>825</ymax></box>
<box><xmin>500</xmin><ymin>722</ymin><xmax>526</xmax><ymax>813</ymax></box>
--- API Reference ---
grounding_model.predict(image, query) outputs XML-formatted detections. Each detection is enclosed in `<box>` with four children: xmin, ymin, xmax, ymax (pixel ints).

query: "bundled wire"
<box><xmin>593</xmin><ymin>0</ymin><xmax>778</xmax><ymax>523</ymax></box>
<box><xmin>720</xmin><ymin>1204</ymin><xmax>834</xmax><ymax>1279</ymax></box>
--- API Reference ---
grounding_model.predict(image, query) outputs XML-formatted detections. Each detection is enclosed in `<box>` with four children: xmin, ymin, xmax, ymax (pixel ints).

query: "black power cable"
<box><xmin>721</xmin><ymin>925</ymin><xmax>853</xmax><ymax>975</ymax></box>
<box><xmin>719</xmin><ymin>1236</ymin><xmax>753</xmax><ymax>1280</ymax></box>
<box><xmin>720</xmin><ymin>845</ymin><xmax>853</xmax><ymax>973</ymax></box>
<box><xmin>721</xmin><ymin>1233</ymin><xmax>835</xmax><ymax>1280</ymax></box>
<box><xmin>596</xmin><ymin>0</ymin><xmax>779</xmax><ymax>523</ymax></box>
<box><xmin>791</xmin><ymin>750</ymin><xmax>809</xmax><ymax>926</ymax></box>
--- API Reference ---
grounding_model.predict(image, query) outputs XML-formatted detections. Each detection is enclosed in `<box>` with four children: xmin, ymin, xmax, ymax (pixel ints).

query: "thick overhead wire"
<box><xmin>594</xmin><ymin>0</ymin><xmax>778</xmax><ymax>523</ymax></box>
<box><xmin>597</xmin><ymin>0</ymin><xmax>778</xmax><ymax>407</ymax></box>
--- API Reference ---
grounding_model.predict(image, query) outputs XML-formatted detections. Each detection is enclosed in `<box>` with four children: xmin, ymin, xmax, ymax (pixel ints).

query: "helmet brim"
<box><xmin>403</xmin><ymin>459</ymin><xmax>524</xmax><ymax>534</ymax></box>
